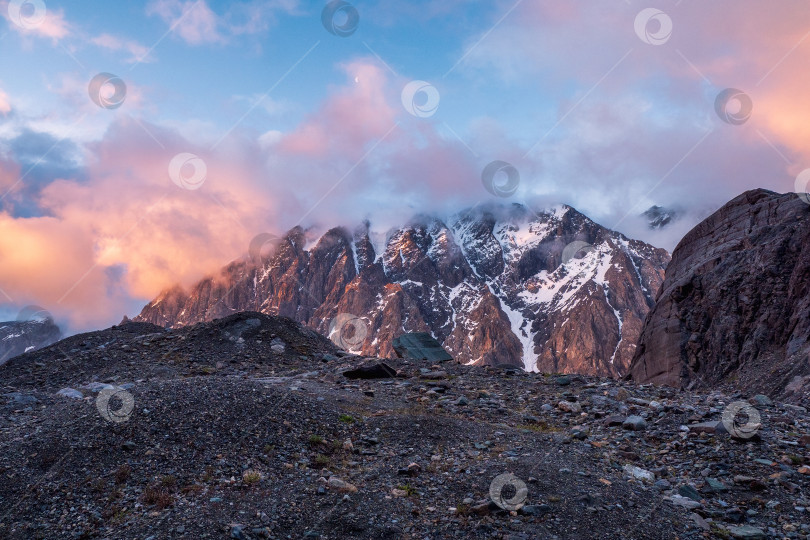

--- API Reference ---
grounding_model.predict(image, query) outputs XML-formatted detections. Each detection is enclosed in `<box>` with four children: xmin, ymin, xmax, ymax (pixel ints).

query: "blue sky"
<box><xmin>1</xmin><ymin>0</ymin><xmax>809</xmax><ymax>331</ymax></box>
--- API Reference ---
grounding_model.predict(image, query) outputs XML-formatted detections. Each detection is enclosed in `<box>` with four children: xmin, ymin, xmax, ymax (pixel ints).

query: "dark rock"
<box><xmin>622</xmin><ymin>415</ymin><xmax>647</xmax><ymax>431</ymax></box>
<box><xmin>519</xmin><ymin>504</ymin><xmax>551</xmax><ymax>516</ymax></box>
<box><xmin>688</xmin><ymin>422</ymin><xmax>720</xmax><ymax>434</ymax></box>
<box><xmin>554</xmin><ymin>375</ymin><xmax>572</xmax><ymax>386</ymax></box>
<box><xmin>342</xmin><ymin>363</ymin><xmax>398</xmax><ymax>380</ymax></box>
<box><xmin>628</xmin><ymin>189</ymin><xmax>810</xmax><ymax>401</ymax></box>
<box><xmin>703</xmin><ymin>478</ymin><xmax>729</xmax><ymax>493</ymax></box>
<box><xmin>3</xmin><ymin>392</ymin><xmax>38</xmax><ymax>406</ymax></box>
<box><xmin>678</xmin><ymin>485</ymin><xmax>701</xmax><ymax>502</ymax></box>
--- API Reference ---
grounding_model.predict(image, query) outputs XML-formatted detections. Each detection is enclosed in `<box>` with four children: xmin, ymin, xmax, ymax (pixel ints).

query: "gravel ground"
<box><xmin>1</xmin><ymin>312</ymin><xmax>808</xmax><ymax>539</ymax></box>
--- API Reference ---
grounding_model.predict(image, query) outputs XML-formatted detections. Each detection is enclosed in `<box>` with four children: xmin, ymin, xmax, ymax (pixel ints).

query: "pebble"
<box><xmin>727</xmin><ymin>525</ymin><xmax>766</xmax><ymax>539</ymax></box>
<box><xmin>328</xmin><ymin>477</ymin><xmax>357</xmax><ymax>493</ymax></box>
<box><xmin>557</xmin><ymin>401</ymin><xmax>582</xmax><ymax>413</ymax></box>
<box><xmin>665</xmin><ymin>495</ymin><xmax>702</xmax><ymax>510</ymax></box>
<box><xmin>622</xmin><ymin>415</ymin><xmax>647</xmax><ymax>431</ymax></box>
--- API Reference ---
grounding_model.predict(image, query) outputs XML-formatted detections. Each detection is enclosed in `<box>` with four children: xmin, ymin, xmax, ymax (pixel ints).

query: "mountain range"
<box><xmin>134</xmin><ymin>203</ymin><xmax>670</xmax><ymax>377</ymax></box>
<box><xmin>0</xmin><ymin>315</ymin><xmax>61</xmax><ymax>365</ymax></box>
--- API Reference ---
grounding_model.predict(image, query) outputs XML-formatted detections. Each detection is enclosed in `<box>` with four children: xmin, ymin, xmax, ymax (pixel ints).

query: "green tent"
<box><xmin>392</xmin><ymin>332</ymin><xmax>453</xmax><ymax>362</ymax></box>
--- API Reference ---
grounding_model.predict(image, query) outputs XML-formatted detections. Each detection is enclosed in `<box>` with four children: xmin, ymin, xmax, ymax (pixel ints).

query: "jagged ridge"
<box><xmin>135</xmin><ymin>203</ymin><xmax>669</xmax><ymax>377</ymax></box>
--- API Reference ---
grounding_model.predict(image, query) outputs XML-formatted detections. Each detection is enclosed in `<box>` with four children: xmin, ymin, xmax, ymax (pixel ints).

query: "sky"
<box><xmin>1</xmin><ymin>0</ymin><xmax>809</xmax><ymax>333</ymax></box>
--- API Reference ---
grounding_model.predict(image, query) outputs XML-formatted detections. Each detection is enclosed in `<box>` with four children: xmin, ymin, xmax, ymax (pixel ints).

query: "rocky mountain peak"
<box><xmin>136</xmin><ymin>202</ymin><xmax>669</xmax><ymax>377</ymax></box>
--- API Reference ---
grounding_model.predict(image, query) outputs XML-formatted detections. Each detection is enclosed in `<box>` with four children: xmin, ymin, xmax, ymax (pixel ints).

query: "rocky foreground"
<box><xmin>1</xmin><ymin>313</ymin><xmax>809</xmax><ymax>539</ymax></box>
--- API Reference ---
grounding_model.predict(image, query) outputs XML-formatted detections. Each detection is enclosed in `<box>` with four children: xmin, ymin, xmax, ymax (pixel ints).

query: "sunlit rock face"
<box><xmin>136</xmin><ymin>203</ymin><xmax>668</xmax><ymax>377</ymax></box>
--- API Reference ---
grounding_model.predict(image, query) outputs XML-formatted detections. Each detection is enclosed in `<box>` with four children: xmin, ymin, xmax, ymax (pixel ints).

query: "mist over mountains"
<box><xmin>135</xmin><ymin>202</ymin><xmax>669</xmax><ymax>377</ymax></box>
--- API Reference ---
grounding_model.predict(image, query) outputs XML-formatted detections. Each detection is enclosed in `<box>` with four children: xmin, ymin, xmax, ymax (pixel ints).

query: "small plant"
<box><xmin>263</xmin><ymin>444</ymin><xmax>274</xmax><ymax>454</ymax></box>
<box><xmin>114</xmin><ymin>464</ymin><xmax>131</xmax><ymax>484</ymax></box>
<box><xmin>242</xmin><ymin>469</ymin><xmax>262</xmax><ymax>484</ymax></box>
<box><xmin>102</xmin><ymin>504</ymin><xmax>128</xmax><ymax>524</ymax></box>
<box><xmin>111</xmin><ymin>507</ymin><xmax>128</xmax><ymax>524</ymax></box>
<box><xmin>338</xmin><ymin>414</ymin><xmax>355</xmax><ymax>424</ymax></box>
<box><xmin>314</xmin><ymin>454</ymin><xmax>330</xmax><ymax>467</ymax></box>
<box><xmin>308</xmin><ymin>434</ymin><xmax>325</xmax><ymax>446</ymax></box>
<box><xmin>517</xmin><ymin>421</ymin><xmax>560</xmax><ymax>433</ymax></box>
<box><xmin>397</xmin><ymin>484</ymin><xmax>417</xmax><ymax>497</ymax></box>
<box><xmin>106</xmin><ymin>489</ymin><xmax>123</xmax><ymax>503</ymax></box>
<box><xmin>142</xmin><ymin>486</ymin><xmax>174</xmax><ymax>509</ymax></box>
<box><xmin>456</xmin><ymin>502</ymin><xmax>470</xmax><ymax>516</ymax></box>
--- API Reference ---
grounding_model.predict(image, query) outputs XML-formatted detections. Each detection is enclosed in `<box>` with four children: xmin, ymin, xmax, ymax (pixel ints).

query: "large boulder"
<box><xmin>627</xmin><ymin>189</ymin><xmax>810</xmax><ymax>401</ymax></box>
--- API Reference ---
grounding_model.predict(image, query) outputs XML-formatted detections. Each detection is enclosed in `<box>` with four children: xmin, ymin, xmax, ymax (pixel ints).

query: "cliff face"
<box><xmin>136</xmin><ymin>203</ymin><xmax>669</xmax><ymax>376</ymax></box>
<box><xmin>0</xmin><ymin>318</ymin><xmax>62</xmax><ymax>365</ymax></box>
<box><xmin>627</xmin><ymin>189</ymin><xmax>810</xmax><ymax>398</ymax></box>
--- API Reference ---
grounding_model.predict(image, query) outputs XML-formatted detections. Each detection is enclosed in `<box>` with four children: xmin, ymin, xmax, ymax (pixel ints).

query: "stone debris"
<box><xmin>0</xmin><ymin>312</ymin><xmax>807</xmax><ymax>539</ymax></box>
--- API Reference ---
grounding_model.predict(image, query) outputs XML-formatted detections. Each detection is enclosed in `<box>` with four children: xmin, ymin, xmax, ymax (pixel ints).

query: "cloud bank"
<box><xmin>1</xmin><ymin>1</ymin><xmax>809</xmax><ymax>333</ymax></box>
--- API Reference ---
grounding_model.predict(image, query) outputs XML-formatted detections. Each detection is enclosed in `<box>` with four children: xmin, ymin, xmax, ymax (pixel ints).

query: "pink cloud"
<box><xmin>91</xmin><ymin>33</ymin><xmax>153</xmax><ymax>64</ymax></box>
<box><xmin>146</xmin><ymin>0</ymin><xmax>296</xmax><ymax>45</ymax></box>
<box><xmin>279</xmin><ymin>61</ymin><xmax>399</xmax><ymax>160</ymax></box>
<box><xmin>1</xmin><ymin>1</ymin><xmax>70</xmax><ymax>41</ymax></box>
<box><xmin>0</xmin><ymin>58</ymin><xmax>482</xmax><ymax>331</ymax></box>
<box><xmin>147</xmin><ymin>0</ymin><xmax>225</xmax><ymax>45</ymax></box>
<box><xmin>0</xmin><ymin>88</ymin><xmax>10</xmax><ymax>115</ymax></box>
<box><xmin>0</xmin><ymin>118</ymin><xmax>282</xmax><ymax>330</ymax></box>
<box><xmin>457</xmin><ymin>0</ymin><xmax>810</xmax><ymax>211</ymax></box>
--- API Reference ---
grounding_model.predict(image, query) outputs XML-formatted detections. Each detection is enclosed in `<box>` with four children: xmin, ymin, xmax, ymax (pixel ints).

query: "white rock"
<box><xmin>328</xmin><ymin>477</ymin><xmax>357</xmax><ymax>493</ymax></box>
<box><xmin>623</xmin><ymin>464</ymin><xmax>655</xmax><ymax>482</ymax></box>
<box><xmin>557</xmin><ymin>401</ymin><xmax>582</xmax><ymax>413</ymax></box>
<box><xmin>82</xmin><ymin>382</ymin><xmax>115</xmax><ymax>393</ymax></box>
<box><xmin>56</xmin><ymin>388</ymin><xmax>84</xmax><ymax>400</ymax></box>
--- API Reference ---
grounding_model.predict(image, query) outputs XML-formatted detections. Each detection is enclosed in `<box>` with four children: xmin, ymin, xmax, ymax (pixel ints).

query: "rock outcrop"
<box><xmin>135</xmin><ymin>203</ymin><xmax>669</xmax><ymax>376</ymax></box>
<box><xmin>627</xmin><ymin>189</ymin><xmax>810</xmax><ymax>398</ymax></box>
<box><xmin>0</xmin><ymin>317</ymin><xmax>61</xmax><ymax>365</ymax></box>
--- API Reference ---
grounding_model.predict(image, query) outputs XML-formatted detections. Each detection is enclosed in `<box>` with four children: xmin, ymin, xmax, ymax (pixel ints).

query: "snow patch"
<box><xmin>486</xmin><ymin>284</ymin><xmax>537</xmax><ymax>372</ymax></box>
